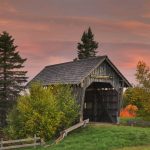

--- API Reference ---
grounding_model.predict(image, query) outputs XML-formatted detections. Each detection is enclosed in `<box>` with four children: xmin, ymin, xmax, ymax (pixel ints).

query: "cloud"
<box><xmin>4</xmin><ymin>0</ymin><xmax>146</xmax><ymax>20</ymax></box>
<box><xmin>142</xmin><ymin>1</ymin><xmax>150</xmax><ymax>17</ymax></box>
<box><xmin>1</xmin><ymin>13</ymin><xmax>150</xmax><ymax>44</ymax></box>
<box><xmin>0</xmin><ymin>0</ymin><xmax>150</xmax><ymax>85</ymax></box>
<box><xmin>17</xmin><ymin>39</ymin><xmax>150</xmax><ymax>85</ymax></box>
<box><xmin>0</xmin><ymin>1</ymin><xmax>17</xmax><ymax>13</ymax></box>
<box><xmin>142</xmin><ymin>13</ymin><xmax>150</xmax><ymax>18</ymax></box>
<box><xmin>101</xmin><ymin>42</ymin><xmax>150</xmax><ymax>67</ymax></box>
<box><xmin>100</xmin><ymin>42</ymin><xmax>150</xmax><ymax>84</ymax></box>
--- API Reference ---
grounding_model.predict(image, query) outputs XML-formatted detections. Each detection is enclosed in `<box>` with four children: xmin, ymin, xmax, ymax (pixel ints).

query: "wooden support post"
<box><xmin>117</xmin><ymin>81</ymin><xmax>124</xmax><ymax>124</ymax></box>
<box><xmin>94</xmin><ymin>94</ymin><xmax>98</xmax><ymax>122</ymax></box>
<box><xmin>80</xmin><ymin>88</ymin><xmax>86</xmax><ymax>122</ymax></box>
<box><xmin>40</xmin><ymin>138</ymin><xmax>45</xmax><ymax>146</ymax></box>
<box><xmin>0</xmin><ymin>138</ymin><xmax>3</xmax><ymax>150</ymax></box>
<box><xmin>34</xmin><ymin>134</ymin><xmax>36</xmax><ymax>148</ymax></box>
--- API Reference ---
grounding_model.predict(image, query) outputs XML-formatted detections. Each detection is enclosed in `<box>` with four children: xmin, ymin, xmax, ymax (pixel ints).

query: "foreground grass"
<box><xmin>116</xmin><ymin>145</ymin><xmax>150</xmax><ymax>150</ymax></box>
<box><xmin>26</xmin><ymin>124</ymin><xmax>150</xmax><ymax>150</ymax></box>
<box><xmin>120</xmin><ymin>117</ymin><xmax>142</xmax><ymax>124</ymax></box>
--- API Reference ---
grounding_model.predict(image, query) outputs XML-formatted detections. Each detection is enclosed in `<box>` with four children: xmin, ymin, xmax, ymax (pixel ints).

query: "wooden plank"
<box><xmin>0</xmin><ymin>135</ymin><xmax>43</xmax><ymax>150</ymax></box>
<box><xmin>0</xmin><ymin>143</ymin><xmax>41</xmax><ymax>150</ymax></box>
<box><xmin>2</xmin><ymin>137</ymin><xmax>40</xmax><ymax>144</ymax></box>
<box><xmin>55</xmin><ymin>134</ymin><xmax>64</xmax><ymax>144</ymax></box>
<box><xmin>65</xmin><ymin>122</ymin><xmax>84</xmax><ymax>133</ymax></box>
<box><xmin>80</xmin><ymin>87</ymin><xmax>86</xmax><ymax>121</ymax></box>
<box><xmin>65</xmin><ymin>119</ymin><xmax>89</xmax><ymax>133</ymax></box>
<box><xmin>34</xmin><ymin>134</ymin><xmax>36</xmax><ymax>148</ymax></box>
<box><xmin>55</xmin><ymin>119</ymin><xmax>89</xmax><ymax>144</ymax></box>
<box><xmin>0</xmin><ymin>138</ymin><xmax>3</xmax><ymax>149</ymax></box>
<box><xmin>91</xmin><ymin>75</ymin><xmax>113</xmax><ymax>79</ymax></box>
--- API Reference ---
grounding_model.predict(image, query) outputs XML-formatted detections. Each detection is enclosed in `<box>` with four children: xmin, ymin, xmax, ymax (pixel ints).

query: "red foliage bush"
<box><xmin>120</xmin><ymin>104</ymin><xmax>138</xmax><ymax>118</ymax></box>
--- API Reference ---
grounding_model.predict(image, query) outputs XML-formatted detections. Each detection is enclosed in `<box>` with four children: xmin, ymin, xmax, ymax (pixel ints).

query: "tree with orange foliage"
<box><xmin>123</xmin><ymin>61</ymin><xmax>150</xmax><ymax>121</ymax></box>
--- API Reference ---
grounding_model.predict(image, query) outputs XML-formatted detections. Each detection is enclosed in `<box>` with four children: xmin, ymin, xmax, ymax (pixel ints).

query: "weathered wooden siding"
<box><xmin>72</xmin><ymin>85</ymin><xmax>86</xmax><ymax>121</ymax></box>
<box><xmin>82</xmin><ymin>61</ymin><xmax>122</xmax><ymax>91</ymax></box>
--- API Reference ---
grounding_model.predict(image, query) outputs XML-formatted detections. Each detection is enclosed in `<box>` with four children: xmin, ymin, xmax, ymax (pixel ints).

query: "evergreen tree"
<box><xmin>0</xmin><ymin>31</ymin><xmax>27</xmax><ymax>126</ymax></box>
<box><xmin>77</xmin><ymin>27</ymin><xmax>98</xmax><ymax>59</ymax></box>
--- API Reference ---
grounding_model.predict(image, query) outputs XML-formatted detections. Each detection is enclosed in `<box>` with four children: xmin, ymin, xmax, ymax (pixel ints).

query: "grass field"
<box><xmin>116</xmin><ymin>145</ymin><xmax>150</xmax><ymax>150</ymax></box>
<box><xmin>25</xmin><ymin>124</ymin><xmax>150</xmax><ymax>150</ymax></box>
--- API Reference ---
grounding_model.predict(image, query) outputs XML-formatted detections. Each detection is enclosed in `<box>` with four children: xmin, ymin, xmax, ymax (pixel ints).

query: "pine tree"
<box><xmin>0</xmin><ymin>31</ymin><xmax>27</xmax><ymax>126</ymax></box>
<box><xmin>77</xmin><ymin>27</ymin><xmax>99</xmax><ymax>59</ymax></box>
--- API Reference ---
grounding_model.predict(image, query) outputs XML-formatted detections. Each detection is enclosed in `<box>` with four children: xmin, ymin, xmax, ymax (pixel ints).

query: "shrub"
<box><xmin>123</xmin><ymin>87</ymin><xmax>150</xmax><ymax>121</ymax></box>
<box><xmin>6</xmin><ymin>83</ymin><xmax>79</xmax><ymax>140</ymax></box>
<box><xmin>120</xmin><ymin>104</ymin><xmax>138</xmax><ymax>118</ymax></box>
<box><xmin>138</xmin><ymin>92</ymin><xmax>150</xmax><ymax>121</ymax></box>
<box><xmin>52</xmin><ymin>85</ymin><xmax>79</xmax><ymax>131</ymax></box>
<box><xmin>123</xmin><ymin>87</ymin><xmax>143</xmax><ymax>109</ymax></box>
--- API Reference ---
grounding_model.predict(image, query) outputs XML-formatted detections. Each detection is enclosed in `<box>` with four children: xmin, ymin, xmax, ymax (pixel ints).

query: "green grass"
<box><xmin>116</xmin><ymin>145</ymin><xmax>150</xmax><ymax>150</ymax></box>
<box><xmin>120</xmin><ymin>117</ymin><xmax>150</xmax><ymax>127</ymax></box>
<box><xmin>120</xmin><ymin>117</ymin><xmax>142</xmax><ymax>125</ymax></box>
<box><xmin>25</xmin><ymin>124</ymin><xmax>150</xmax><ymax>150</ymax></box>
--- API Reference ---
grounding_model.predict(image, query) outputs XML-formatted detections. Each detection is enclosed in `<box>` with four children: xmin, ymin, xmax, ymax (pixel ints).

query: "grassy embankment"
<box><xmin>23</xmin><ymin>124</ymin><xmax>150</xmax><ymax>150</ymax></box>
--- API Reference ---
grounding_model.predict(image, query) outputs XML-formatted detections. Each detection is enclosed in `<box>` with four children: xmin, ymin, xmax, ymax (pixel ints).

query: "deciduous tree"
<box><xmin>6</xmin><ymin>83</ymin><xmax>79</xmax><ymax>140</ymax></box>
<box><xmin>135</xmin><ymin>61</ymin><xmax>150</xmax><ymax>88</ymax></box>
<box><xmin>124</xmin><ymin>61</ymin><xmax>150</xmax><ymax>120</ymax></box>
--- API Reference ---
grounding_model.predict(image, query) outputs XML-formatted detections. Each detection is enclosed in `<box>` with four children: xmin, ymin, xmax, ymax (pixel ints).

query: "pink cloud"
<box><xmin>0</xmin><ymin>0</ymin><xmax>150</xmax><ymax>85</ymax></box>
<box><xmin>0</xmin><ymin>1</ymin><xmax>17</xmax><ymax>13</ymax></box>
<box><xmin>142</xmin><ymin>13</ymin><xmax>150</xmax><ymax>18</ymax></box>
<box><xmin>100</xmin><ymin>42</ymin><xmax>150</xmax><ymax>84</ymax></box>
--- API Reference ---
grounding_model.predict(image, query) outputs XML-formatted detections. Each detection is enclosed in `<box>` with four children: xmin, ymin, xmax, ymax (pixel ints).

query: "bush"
<box><xmin>120</xmin><ymin>104</ymin><xmax>138</xmax><ymax>118</ymax></box>
<box><xmin>6</xmin><ymin>83</ymin><xmax>79</xmax><ymax>140</ymax></box>
<box><xmin>123</xmin><ymin>87</ymin><xmax>150</xmax><ymax>121</ymax></box>
<box><xmin>52</xmin><ymin>85</ymin><xmax>79</xmax><ymax>131</ymax></box>
<box><xmin>138</xmin><ymin>91</ymin><xmax>150</xmax><ymax>121</ymax></box>
<box><xmin>123</xmin><ymin>87</ymin><xmax>143</xmax><ymax>109</ymax></box>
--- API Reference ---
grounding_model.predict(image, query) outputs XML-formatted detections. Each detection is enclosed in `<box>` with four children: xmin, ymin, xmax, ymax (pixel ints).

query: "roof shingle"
<box><xmin>29</xmin><ymin>56</ymin><xmax>106</xmax><ymax>85</ymax></box>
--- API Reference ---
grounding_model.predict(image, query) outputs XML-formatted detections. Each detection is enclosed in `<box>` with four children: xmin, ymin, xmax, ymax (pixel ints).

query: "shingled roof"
<box><xmin>28</xmin><ymin>55</ymin><xmax>131</xmax><ymax>86</ymax></box>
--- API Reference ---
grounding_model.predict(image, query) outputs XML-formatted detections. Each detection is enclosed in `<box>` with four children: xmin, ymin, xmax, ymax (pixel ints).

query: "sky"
<box><xmin>0</xmin><ymin>0</ymin><xmax>150</xmax><ymax>84</ymax></box>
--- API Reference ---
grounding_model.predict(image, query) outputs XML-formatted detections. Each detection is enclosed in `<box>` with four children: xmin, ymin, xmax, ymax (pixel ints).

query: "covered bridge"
<box><xmin>29</xmin><ymin>56</ymin><xmax>131</xmax><ymax>123</ymax></box>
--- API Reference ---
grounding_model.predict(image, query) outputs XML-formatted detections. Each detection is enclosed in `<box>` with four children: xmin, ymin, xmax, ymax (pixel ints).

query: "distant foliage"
<box><xmin>135</xmin><ymin>61</ymin><xmax>150</xmax><ymax>88</ymax></box>
<box><xmin>138</xmin><ymin>90</ymin><xmax>150</xmax><ymax>121</ymax></box>
<box><xmin>123</xmin><ymin>61</ymin><xmax>150</xmax><ymax>121</ymax></box>
<box><xmin>124</xmin><ymin>87</ymin><xmax>150</xmax><ymax>120</ymax></box>
<box><xmin>123</xmin><ymin>87</ymin><xmax>144</xmax><ymax>109</ymax></box>
<box><xmin>6</xmin><ymin>83</ymin><xmax>79</xmax><ymax>140</ymax></box>
<box><xmin>77</xmin><ymin>27</ymin><xmax>98</xmax><ymax>59</ymax></box>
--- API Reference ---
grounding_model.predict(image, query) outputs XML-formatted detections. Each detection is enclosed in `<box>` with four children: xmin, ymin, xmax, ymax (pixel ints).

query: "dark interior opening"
<box><xmin>83</xmin><ymin>82</ymin><xmax>118</xmax><ymax>123</ymax></box>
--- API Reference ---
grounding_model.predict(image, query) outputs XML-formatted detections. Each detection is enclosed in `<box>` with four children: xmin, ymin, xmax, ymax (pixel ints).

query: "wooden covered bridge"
<box><xmin>29</xmin><ymin>56</ymin><xmax>131</xmax><ymax>123</ymax></box>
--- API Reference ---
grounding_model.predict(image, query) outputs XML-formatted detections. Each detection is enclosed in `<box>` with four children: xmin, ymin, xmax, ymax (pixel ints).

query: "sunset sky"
<box><xmin>0</xmin><ymin>0</ymin><xmax>150</xmax><ymax>84</ymax></box>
